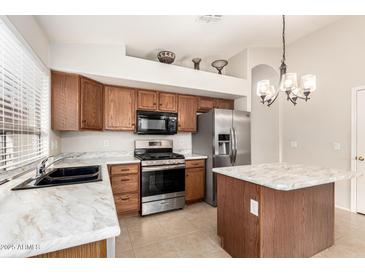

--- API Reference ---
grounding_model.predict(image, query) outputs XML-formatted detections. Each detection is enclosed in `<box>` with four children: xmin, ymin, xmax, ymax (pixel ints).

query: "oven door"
<box><xmin>141</xmin><ymin>164</ymin><xmax>185</xmax><ymax>202</ymax></box>
<box><xmin>136</xmin><ymin>111</ymin><xmax>177</xmax><ymax>135</ymax></box>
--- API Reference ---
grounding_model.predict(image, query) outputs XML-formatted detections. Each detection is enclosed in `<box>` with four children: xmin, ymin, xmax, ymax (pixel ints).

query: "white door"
<box><xmin>356</xmin><ymin>90</ymin><xmax>365</xmax><ymax>214</ymax></box>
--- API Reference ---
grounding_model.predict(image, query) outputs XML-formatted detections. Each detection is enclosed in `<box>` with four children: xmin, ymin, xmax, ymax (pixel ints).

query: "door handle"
<box><xmin>356</xmin><ymin>156</ymin><xmax>365</xmax><ymax>161</ymax></box>
<box><xmin>229</xmin><ymin>128</ymin><xmax>234</xmax><ymax>165</ymax></box>
<box><xmin>232</xmin><ymin>127</ymin><xmax>237</xmax><ymax>165</ymax></box>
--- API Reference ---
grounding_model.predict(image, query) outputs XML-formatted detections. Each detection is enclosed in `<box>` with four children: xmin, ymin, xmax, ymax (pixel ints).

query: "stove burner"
<box><xmin>136</xmin><ymin>152</ymin><xmax>185</xmax><ymax>161</ymax></box>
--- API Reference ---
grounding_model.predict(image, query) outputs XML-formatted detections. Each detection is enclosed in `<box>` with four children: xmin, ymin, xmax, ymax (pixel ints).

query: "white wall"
<box><xmin>50</xmin><ymin>43</ymin><xmax>249</xmax><ymax>99</ymax></box>
<box><xmin>60</xmin><ymin>131</ymin><xmax>192</xmax><ymax>153</ymax></box>
<box><xmin>251</xmin><ymin>65</ymin><xmax>280</xmax><ymax>164</ymax></box>
<box><xmin>282</xmin><ymin>16</ymin><xmax>365</xmax><ymax>210</ymax></box>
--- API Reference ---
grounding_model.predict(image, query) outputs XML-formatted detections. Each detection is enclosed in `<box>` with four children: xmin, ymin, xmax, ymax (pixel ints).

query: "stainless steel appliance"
<box><xmin>192</xmin><ymin>109</ymin><xmax>251</xmax><ymax>206</ymax></box>
<box><xmin>136</xmin><ymin>110</ymin><xmax>177</xmax><ymax>135</ymax></box>
<box><xmin>134</xmin><ymin>139</ymin><xmax>185</xmax><ymax>216</ymax></box>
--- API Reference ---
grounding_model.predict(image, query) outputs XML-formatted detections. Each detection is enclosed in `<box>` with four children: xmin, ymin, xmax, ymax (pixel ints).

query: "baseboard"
<box><xmin>335</xmin><ymin>205</ymin><xmax>351</xmax><ymax>212</ymax></box>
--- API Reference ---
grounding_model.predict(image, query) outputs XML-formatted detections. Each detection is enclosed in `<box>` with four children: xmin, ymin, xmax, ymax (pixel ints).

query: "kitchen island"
<box><xmin>212</xmin><ymin>163</ymin><xmax>356</xmax><ymax>258</ymax></box>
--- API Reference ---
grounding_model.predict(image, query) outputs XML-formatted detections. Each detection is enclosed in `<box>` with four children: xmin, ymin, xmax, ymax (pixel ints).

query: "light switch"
<box><xmin>290</xmin><ymin>141</ymin><xmax>298</xmax><ymax>149</ymax></box>
<box><xmin>333</xmin><ymin>142</ymin><xmax>341</xmax><ymax>151</ymax></box>
<box><xmin>250</xmin><ymin>199</ymin><xmax>259</xmax><ymax>216</ymax></box>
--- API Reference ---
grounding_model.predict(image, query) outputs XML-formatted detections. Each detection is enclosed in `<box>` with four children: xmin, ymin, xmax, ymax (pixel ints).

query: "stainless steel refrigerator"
<box><xmin>192</xmin><ymin>109</ymin><xmax>251</xmax><ymax>206</ymax></box>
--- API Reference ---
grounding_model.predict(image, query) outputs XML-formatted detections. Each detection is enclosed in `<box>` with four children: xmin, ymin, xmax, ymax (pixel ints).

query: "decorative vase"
<box><xmin>157</xmin><ymin>51</ymin><xmax>175</xmax><ymax>64</ymax></box>
<box><xmin>192</xmin><ymin>58</ymin><xmax>202</xmax><ymax>70</ymax></box>
<box><xmin>211</xmin><ymin>59</ymin><xmax>228</xmax><ymax>74</ymax></box>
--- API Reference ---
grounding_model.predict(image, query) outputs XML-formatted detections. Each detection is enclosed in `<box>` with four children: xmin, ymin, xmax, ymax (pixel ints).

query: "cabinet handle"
<box><xmin>120</xmin><ymin>169</ymin><xmax>130</xmax><ymax>172</ymax></box>
<box><xmin>120</xmin><ymin>196</ymin><xmax>130</xmax><ymax>201</ymax></box>
<box><xmin>120</xmin><ymin>179</ymin><xmax>130</xmax><ymax>182</ymax></box>
<box><xmin>82</xmin><ymin>119</ymin><xmax>86</xmax><ymax>123</ymax></box>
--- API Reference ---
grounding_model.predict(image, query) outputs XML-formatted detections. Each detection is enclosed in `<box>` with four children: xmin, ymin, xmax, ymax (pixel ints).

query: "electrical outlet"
<box><xmin>250</xmin><ymin>199</ymin><xmax>259</xmax><ymax>216</ymax></box>
<box><xmin>333</xmin><ymin>142</ymin><xmax>341</xmax><ymax>151</ymax></box>
<box><xmin>103</xmin><ymin>140</ymin><xmax>110</xmax><ymax>147</ymax></box>
<box><xmin>290</xmin><ymin>141</ymin><xmax>298</xmax><ymax>149</ymax></box>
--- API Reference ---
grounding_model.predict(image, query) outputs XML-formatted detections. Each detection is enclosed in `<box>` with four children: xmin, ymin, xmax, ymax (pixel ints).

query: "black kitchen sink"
<box><xmin>12</xmin><ymin>165</ymin><xmax>102</xmax><ymax>190</ymax></box>
<box><xmin>47</xmin><ymin>166</ymin><xmax>100</xmax><ymax>178</ymax></box>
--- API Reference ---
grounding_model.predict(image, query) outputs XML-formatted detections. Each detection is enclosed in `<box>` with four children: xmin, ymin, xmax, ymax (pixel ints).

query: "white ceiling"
<box><xmin>36</xmin><ymin>15</ymin><xmax>342</xmax><ymax>67</ymax></box>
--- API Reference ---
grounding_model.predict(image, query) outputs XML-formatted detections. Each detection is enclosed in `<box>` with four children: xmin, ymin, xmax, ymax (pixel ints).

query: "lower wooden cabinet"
<box><xmin>34</xmin><ymin>240</ymin><xmax>107</xmax><ymax>258</ymax></box>
<box><xmin>185</xmin><ymin>159</ymin><xmax>206</xmax><ymax>204</ymax></box>
<box><xmin>108</xmin><ymin>163</ymin><xmax>140</xmax><ymax>215</ymax></box>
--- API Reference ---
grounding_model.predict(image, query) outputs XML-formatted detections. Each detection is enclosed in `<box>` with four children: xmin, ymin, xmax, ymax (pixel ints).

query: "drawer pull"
<box><xmin>119</xmin><ymin>169</ymin><xmax>130</xmax><ymax>172</ymax></box>
<box><xmin>120</xmin><ymin>197</ymin><xmax>130</xmax><ymax>201</ymax></box>
<box><xmin>120</xmin><ymin>179</ymin><xmax>130</xmax><ymax>182</ymax></box>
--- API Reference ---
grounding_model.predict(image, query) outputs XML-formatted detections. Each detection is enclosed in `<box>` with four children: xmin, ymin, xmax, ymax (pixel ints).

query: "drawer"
<box><xmin>114</xmin><ymin>193</ymin><xmax>139</xmax><ymax>214</ymax></box>
<box><xmin>111</xmin><ymin>174</ymin><xmax>139</xmax><ymax>194</ymax></box>
<box><xmin>110</xmin><ymin>164</ymin><xmax>139</xmax><ymax>175</ymax></box>
<box><xmin>186</xmin><ymin>159</ymin><xmax>205</xmax><ymax>169</ymax></box>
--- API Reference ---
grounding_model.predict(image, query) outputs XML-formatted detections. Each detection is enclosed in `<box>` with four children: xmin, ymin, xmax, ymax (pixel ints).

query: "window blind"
<box><xmin>0</xmin><ymin>19</ymin><xmax>49</xmax><ymax>172</ymax></box>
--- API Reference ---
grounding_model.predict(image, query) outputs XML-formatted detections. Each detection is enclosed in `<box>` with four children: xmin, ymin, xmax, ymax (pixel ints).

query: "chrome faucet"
<box><xmin>36</xmin><ymin>156</ymin><xmax>54</xmax><ymax>177</ymax></box>
<box><xmin>35</xmin><ymin>153</ymin><xmax>86</xmax><ymax>177</ymax></box>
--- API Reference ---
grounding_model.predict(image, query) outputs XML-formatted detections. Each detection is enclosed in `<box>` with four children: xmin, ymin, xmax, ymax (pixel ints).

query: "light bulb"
<box><xmin>283</xmin><ymin>73</ymin><xmax>298</xmax><ymax>91</ymax></box>
<box><xmin>256</xmin><ymin>80</ymin><xmax>271</xmax><ymax>96</ymax></box>
<box><xmin>301</xmin><ymin>74</ymin><xmax>316</xmax><ymax>92</ymax></box>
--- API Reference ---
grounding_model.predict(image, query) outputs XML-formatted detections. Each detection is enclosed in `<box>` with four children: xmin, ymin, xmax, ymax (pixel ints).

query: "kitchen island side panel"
<box><xmin>260</xmin><ymin>183</ymin><xmax>335</xmax><ymax>257</ymax></box>
<box><xmin>217</xmin><ymin>174</ymin><xmax>260</xmax><ymax>257</ymax></box>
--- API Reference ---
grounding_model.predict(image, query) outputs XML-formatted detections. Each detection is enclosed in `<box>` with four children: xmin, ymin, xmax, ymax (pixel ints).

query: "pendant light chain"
<box><xmin>282</xmin><ymin>15</ymin><xmax>286</xmax><ymax>64</ymax></box>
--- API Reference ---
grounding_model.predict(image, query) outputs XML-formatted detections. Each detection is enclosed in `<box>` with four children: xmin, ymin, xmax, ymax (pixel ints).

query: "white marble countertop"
<box><xmin>0</xmin><ymin>153</ymin><xmax>141</xmax><ymax>258</ymax></box>
<box><xmin>182</xmin><ymin>154</ymin><xmax>208</xmax><ymax>160</ymax></box>
<box><xmin>212</xmin><ymin>162</ymin><xmax>358</xmax><ymax>191</ymax></box>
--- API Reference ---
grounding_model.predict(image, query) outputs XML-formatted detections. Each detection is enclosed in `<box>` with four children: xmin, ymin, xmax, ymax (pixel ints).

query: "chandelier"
<box><xmin>256</xmin><ymin>15</ymin><xmax>317</xmax><ymax>107</ymax></box>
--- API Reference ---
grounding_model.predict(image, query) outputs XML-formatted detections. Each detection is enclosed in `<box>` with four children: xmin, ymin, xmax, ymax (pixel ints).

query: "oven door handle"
<box><xmin>142</xmin><ymin>164</ymin><xmax>186</xmax><ymax>172</ymax></box>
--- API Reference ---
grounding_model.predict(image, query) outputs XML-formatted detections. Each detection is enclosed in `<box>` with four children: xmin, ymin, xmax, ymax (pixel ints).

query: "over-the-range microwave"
<box><xmin>136</xmin><ymin>110</ymin><xmax>177</xmax><ymax>135</ymax></box>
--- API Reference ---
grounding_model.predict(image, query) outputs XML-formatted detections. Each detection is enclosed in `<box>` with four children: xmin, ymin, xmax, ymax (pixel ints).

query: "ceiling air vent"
<box><xmin>197</xmin><ymin>15</ymin><xmax>223</xmax><ymax>23</ymax></box>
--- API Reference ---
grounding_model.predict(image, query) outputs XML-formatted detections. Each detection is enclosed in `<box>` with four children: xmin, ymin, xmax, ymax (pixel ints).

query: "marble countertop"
<box><xmin>212</xmin><ymin>162</ymin><xmax>358</xmax><ymax>191</ymax></box>
<box><xmin>182</xmin><ymin>154</ymin><xmax>208</xmax><ymax>160</ymax></box>
<box><xmin>0</xmin><ymin>153</ymin><xmax>141</xmax><ymax>258</ymax></box>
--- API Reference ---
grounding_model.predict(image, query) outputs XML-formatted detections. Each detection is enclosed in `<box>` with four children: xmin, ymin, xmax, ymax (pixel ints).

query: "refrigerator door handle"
<box><xmin>229</xmin><ymin>128</ymin><xmax>234</xmax><ymax>165</ymax></box>
<box><xmin>233</xmin><ymin>127</ymin><xmax>238</xmax><ymax>165</ymax></box>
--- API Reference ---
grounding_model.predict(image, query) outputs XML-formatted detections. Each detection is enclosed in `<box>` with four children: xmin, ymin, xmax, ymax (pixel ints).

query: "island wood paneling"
<box><xmin>217</xmin><ymin>174</ymin><xmax>260</xmax><ymax>258</ymax></box>
<box><xmin>34</xmin><ymin>240</ymin><xmax>106</xmax><ymax>258</ymax></box>
<box><xmin>216</xmin><ymin>174</ymin><xmax>335</xmax><ymax>258</ymax></box>
<box><xmin>260</xmin><ymin>183</ymin><xmax>334</xmax><ymax>258</ymax></box>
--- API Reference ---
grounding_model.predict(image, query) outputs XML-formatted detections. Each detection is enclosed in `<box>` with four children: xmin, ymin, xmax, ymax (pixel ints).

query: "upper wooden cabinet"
<box><xmin>104</xmin><ymin>86</ymin><xmax>136</xmax><ymax>131</ymax></box>
<box><xmin>158</xmin><ymin>92</ymin><xmax>177</xmax><ymax>112</ymax></box>
<box><xmin>137</xmin><ymin>89</ymin><xmax>157</xmax><ymax>111</ymax></box>
<box><xmin>51</xmin><ymin>71</ymin><xmax>80</xmax><ymax>131</ymax></box>
<box><xmin>178</xmin><ymin>95</ymin><xmax>198</xmax><ymax>132</ymax></box>
<box><xmin>198</xmin><ymin>96</ymin><xmax>214</xmax><ymax>112</ymax></box>
<box><xmin>80</xmin><ymin>77</ymin><xmax>104</xmax><ymax>130</ymax></box>
<box><xmin>214</xmin><ymin>98</ymin><xmax>234</xmax><ymax>110</ymax></box>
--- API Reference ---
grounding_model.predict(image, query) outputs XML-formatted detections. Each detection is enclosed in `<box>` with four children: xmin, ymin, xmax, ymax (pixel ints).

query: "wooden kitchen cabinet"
<box><xmin>158</xmin><ymin>92</ymin><xmax>177</xmax><ymax>112</ymax></box>
<box><xmin>80</xmin><ymin>77</ymin><xmax>104</xmax><ymax>130</ymax></box>
<box><xmin>109</xmin><ymin>163</ymin><xmax>140</xmax><ymax>215</ymax></box>
<box><xmin>137</xmin><ymin>89</ymin><xmax>158</xmax><ymax>111</ymax></box>
<box><xmin>104</xmin><ymin>86</ymin><xmax>136</xmax><ymax>131</ymax></box>
<box><xmin>177</xmin><ymin>95</ymin><xmax>198</xmax><ymax>132</ymax></box>
<box><xmin>185</xmin><ymin>159</ymin><xmax>205</xmax><ymax>204</ymax></box>
<box><xmin>198</xmin><ymin>96</ymin><xmax>214</xmax><ymax>112</ymax></box>
<box><xmin>214</xmin><ymin>98</ymin><xmax>234</xmax><ymax>110</ymax></box>
<box><xmin>51</xmin><ymin>71</ymin><xmax>80</xmax><ymax>131</ymax></box>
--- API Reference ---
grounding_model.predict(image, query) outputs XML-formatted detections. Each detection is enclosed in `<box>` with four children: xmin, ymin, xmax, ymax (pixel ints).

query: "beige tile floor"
<box><xmin>115</xmin><ymin>202</ymin><xmax>365</xmax><ymax>258</ymax></box>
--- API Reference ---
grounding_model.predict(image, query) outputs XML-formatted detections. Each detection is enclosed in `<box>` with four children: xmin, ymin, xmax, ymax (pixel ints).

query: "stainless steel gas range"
<box><xmin>134</xmin><ymin>140</ymin><xmax>185</xmax><ymax>216</ymax></box>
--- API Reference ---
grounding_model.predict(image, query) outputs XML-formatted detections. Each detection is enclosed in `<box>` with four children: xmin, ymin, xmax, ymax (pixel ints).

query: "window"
<box><xmin>0</xmin><ymin>18</ymin><xmax>49</xmax><ymax>173</ymax></box>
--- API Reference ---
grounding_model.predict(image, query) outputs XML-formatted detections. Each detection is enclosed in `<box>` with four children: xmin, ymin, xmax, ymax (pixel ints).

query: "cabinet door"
<box><xmin>185</xmin><ymin>167</ymin><xmax>205</xmax><ymax>203</ymax></box>
<box><xmin>215</xmin><ymin>99</ymin><xmax>234</xmax><ymax>110</ymax></box>
<box><xmin>158</xmin><ymin>92</ymin><xmax>177</xmax><ymax>112</ymax></box>
<box><xmin>198</xmin><ymin>96</ymin><xmax>214</xmax><ymax>112</ymax></box>
<box><xmin>51</xmin><ymin>71</ymin><xmax>80</xmax><ymax>130</ymax></box>
<box><xmin>104</xmin><ymin>86</ymin><xmax>136</xmax><ymax>130</ymax></box>
<box><xmin>137</xmin><ymin>90</ymin><xmax>157</xmax><ymax>110</ymax></box>
<box><xmin>80</xmin><ymin>77</ymin><xmax>104</xmax><ymax>130</ymax></box>
<box><xmin>177</xmin><ymin>95</ymin><xmax>197</xmax><ymax>132</ymax></box>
